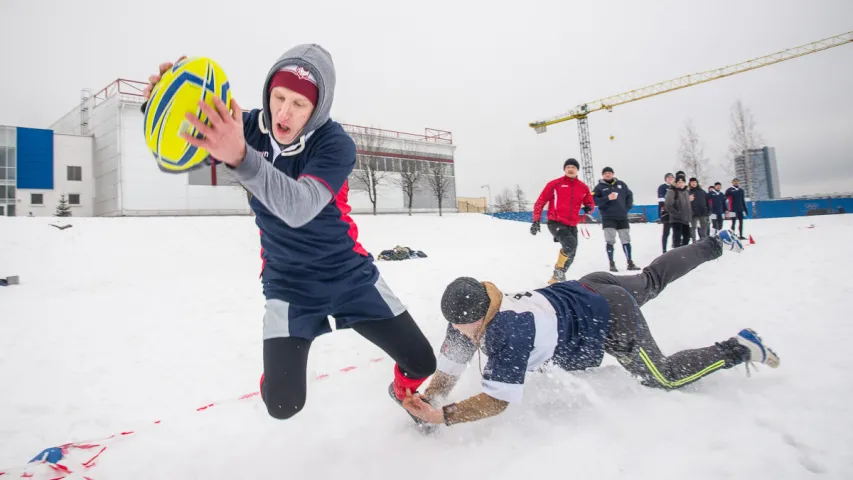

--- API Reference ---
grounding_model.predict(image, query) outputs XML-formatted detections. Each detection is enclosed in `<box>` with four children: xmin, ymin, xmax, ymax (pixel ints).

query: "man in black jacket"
<box><xmin>689</xmin><ymin>177</ymin><xmax>709</xmax><ymax>242</ymax></box>
<box><xmin>657</xmin><ymin>173</ymin><xmax>674</xmax><ymax>253</ymax></box>
<box><xmin>593</xmin><ymin>167</ymin><xmax>639</xmax><ymax>272</ymax></box>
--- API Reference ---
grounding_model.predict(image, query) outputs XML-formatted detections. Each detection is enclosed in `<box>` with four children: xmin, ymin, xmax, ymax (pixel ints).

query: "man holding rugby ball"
<box><xmin>143</xmin><ymin>45</ymin><xmax>436</xmax><ymax>428</ymax></box>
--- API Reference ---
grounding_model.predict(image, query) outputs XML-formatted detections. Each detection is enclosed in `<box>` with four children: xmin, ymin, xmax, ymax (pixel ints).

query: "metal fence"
<box><xmin>487</xmin><ymin>195</ymin><xmax>853</xmax><ymax>223</ymax></box>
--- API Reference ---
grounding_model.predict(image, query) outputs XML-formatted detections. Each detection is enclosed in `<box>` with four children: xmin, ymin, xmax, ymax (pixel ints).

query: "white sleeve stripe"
<box><xmin>658</xmin><ymin>197</ymin><xmax>666</xmax><ymax>202</ymax></box>
<box><xmin>482</xmin><ymin>379</ymin><xmax>524</xmax><ymax>403</ymax></box>
<box><xmin>437</xmin><ymin>354</ymin><xmax>467</xmax><ymax>377</ymax></box>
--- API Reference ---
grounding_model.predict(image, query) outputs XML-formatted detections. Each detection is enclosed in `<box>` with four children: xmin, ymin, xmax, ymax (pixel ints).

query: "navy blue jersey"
<box><xmin>725</xmin><ymin>186</ymin><xmax>747</xmax><ymax>213</ymax></box>
<box><xmin>241</xmin><ymin>108</ymin><xmax>374</xmax><ymax>305</ymax></box>
<box><xmin>436</xmin><ymin>281</ymin><xmax>611</xmax><ymax>403</ymax></box>
<box><xmin>708</xmin><ymin>189</ymin><xmax>727</xmax><ymax>214</ymax></box>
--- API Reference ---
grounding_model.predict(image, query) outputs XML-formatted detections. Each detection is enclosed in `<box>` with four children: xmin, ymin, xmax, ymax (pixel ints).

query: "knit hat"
<box><xmin>564</xmin><ymin>158</ymin><xmax>580</xmax><ymax>169</ymax></box>
<box><xmin>689</xmin><ymin>177</ymin><xmax>698</xmax><ymax>183</ymax></box>
<box><xmin>440</xmin><ymin>277</ymin><xmax>490</xmax><ymax>324</ymax></box>
<box><xmin>602</xmin><ymin>166</ymin><xmax>614</xmax><ymax>175</ymax></box>
<box><xmin>676</xmin><ymin>170</ymin><xmax>686</xmax><ymax>178</ymax></box>
<box><xmin>675</xmin><ymin>174</ymin><xmax>687</xmax><ymax>183</ymax></box>
<box><xmin>269</xmin><ymin>65</ymin><xmax>319</xmax><ymax>106</ymax></box>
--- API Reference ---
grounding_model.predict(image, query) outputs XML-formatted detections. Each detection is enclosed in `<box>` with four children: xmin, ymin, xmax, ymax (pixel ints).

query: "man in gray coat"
<box><xmin>665</xmin><ymin>174</ymin><xmax>692</xmax><ymax>248</ymax></box>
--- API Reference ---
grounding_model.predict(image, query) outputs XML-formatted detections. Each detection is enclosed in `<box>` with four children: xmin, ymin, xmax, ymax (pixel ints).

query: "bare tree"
<box><xmin>425</xmin><ymin>161</ymin><xmax>453</xmax><ymax>216</ymax></box>
<box><xmin>513</xmin><ymin>184</ymin><xmax>528</xmax><ymax>212</ymax></box>
<box><xmin>726</xmin><ymin>100</ymin><xmax>764</xmax><ymax>215</ymax></box>
<box><xmin>677</xmin><ymin>119</ymin><xmax>710</xmax><ymax>183</ymax></box>
<box><xmin>389</xmin><ymin>144</ymin><xmax>423</xmax><ymax>216</ymax></box>
<box><xmin>494</xmin><ymin>188</ymin><xmax>516</xmax><ymax>213</ymax></box>
<box><xmin>350</xmin><ymin>130</ymin><xmax>388</xmax><ymax>215</ymax></box>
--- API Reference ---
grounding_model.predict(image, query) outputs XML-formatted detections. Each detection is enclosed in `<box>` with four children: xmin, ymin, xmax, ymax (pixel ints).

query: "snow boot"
<box><xmin>717</xmin><ymin>229</ymin><xmax>744</xmax><ymax>253</ymax></box>
<box><xmin>388</xmin><ymin>382</ymin><xmax>439</xmax><ymax>434</ymax></box>
<box><xmin>549</xmin><ymin>249</ymin><xmax>572</xmax><ymax>284</ymax></box>
<box><xmin>609</xmin><ymin>261</ymin><xmax>618</xmax><ymax>272</ymax></box>
<box><xmin>548</xmin><ymin>269</ymin><xmax>566</xmax><ymax>285</ymax></box>
<box><xmin>626</xmin><ymin>260</ymin><xmax>640</xmax><ymax>271</ymax></box>
<box><xmin>735</xmin><ymin>328</ymin><xmax>780</xmax><ymax>371</ymax></box>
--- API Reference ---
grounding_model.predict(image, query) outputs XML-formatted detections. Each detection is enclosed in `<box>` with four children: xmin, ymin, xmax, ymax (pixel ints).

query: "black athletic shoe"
<box><xmin>388</xmin><ymin>382</ymin><xmax>439</xmax><ymax>434</ymax></box>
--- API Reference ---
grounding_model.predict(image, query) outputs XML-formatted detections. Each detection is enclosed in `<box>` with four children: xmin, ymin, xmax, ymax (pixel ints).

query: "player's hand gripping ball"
<box><xmin>143</xmin><ymin>57</ymin><xmax>236</xmax><ymax>173</ymax></box>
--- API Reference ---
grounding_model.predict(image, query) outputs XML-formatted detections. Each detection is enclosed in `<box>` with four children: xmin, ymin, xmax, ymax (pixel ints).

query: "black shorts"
<box><xmin>602</xmin><ymin>218</ymin><xmax>630</xmax><ymax>230</ymax></box>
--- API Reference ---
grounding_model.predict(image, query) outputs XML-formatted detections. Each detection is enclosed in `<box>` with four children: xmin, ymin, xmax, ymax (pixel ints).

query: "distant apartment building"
<box><xmin>734</xmin><ymin>146</ymin><xmax>781</xmax><ymax>200</ymax></box>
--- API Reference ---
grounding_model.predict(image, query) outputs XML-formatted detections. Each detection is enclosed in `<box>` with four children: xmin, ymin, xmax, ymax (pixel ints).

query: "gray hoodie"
<box><xmin>234</xmin><ymin>44</ymin><xmax>345</xmax><ymax>227</ymax></box>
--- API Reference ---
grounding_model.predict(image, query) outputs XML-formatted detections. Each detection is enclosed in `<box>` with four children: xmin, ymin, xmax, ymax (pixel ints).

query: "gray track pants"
<box><xmin>579</xmin><ymin>236</ymin><xmax>746</xmax><ymax>389</ymax></box>
<box><xmin>691</xmin><ymin>215</ymin><xmax>709</xmax><ymax>242</ymax></box>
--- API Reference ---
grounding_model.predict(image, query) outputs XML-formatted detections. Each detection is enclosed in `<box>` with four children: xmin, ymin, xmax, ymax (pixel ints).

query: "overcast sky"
<box><xmin>1</xmin><ymin>0</ymin><xmax>851</xmax><ymax>205</ymax></box>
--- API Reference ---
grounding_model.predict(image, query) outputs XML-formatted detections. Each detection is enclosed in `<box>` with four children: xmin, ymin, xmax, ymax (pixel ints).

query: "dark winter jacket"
<box><xmin>664</xmin><ymin>185</ymin><xmax>692</xmax><ymax>225</ymax></box>
<box><xmin>708</xmin><ymin>189</ymin><xmax>727</xmax><ymax>215</ymax></box>
<box><xmin>658</xmin><ymin>183</ymin><xmax>671</xmax><ymax>222</ymax></box>
<box><xmin>533</xmin><ymin>176</ymin><xmax>595</xmax><ymax>227</ymax></box>
<box><xmin>593</xmin><ymin>178</ymin><xmax>634</xmax><ymax>220</ymax></box>
<box><xmin>725</xmin><ymin>186</ymin><xmax>747</xmax><ymax>214</ymax></box>
<box><xmin>689</xmin><ymin>186</ymin><xmax>709</xmax><ymax>217</ymax></box>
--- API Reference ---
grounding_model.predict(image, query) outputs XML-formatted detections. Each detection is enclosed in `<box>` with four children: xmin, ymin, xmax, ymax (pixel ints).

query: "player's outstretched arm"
<box><xmin>403</xmin><ymin>390</ymin><xmax>509</xmax><ymax>426</ymax></box>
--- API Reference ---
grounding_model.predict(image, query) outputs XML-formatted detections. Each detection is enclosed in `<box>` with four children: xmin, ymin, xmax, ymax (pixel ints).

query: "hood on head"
<box><xmin>261</xmin><ymin>44</ymin><xmax>336</xmax><ymax>147</ymax></box>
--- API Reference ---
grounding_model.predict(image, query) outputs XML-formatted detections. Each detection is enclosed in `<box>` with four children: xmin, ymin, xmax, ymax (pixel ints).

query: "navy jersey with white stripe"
<box><xmin>437</xmin><ymin>281</ymin><xmax>611</xmax><ymax>403</ymax></box>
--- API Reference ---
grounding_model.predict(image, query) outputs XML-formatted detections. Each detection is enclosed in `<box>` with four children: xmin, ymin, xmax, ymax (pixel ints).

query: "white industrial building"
<box><xmin>41</xmin><ymin>79</ymin><xmax>457</xmax><ymax>217</ymax></box>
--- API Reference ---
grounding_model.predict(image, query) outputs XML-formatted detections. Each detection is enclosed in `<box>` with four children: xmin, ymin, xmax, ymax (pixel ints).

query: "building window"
<box><xmin>31</xmin><ymin>193</ymin><xmax>43</xmax><ymax>205</ymax></box>
<box><xmin>67</xmin><ymin>166</ymin><xmax>82</xmax><ymax>181</ymax></box>
<box><xmin>68</xmin><ymin>194</ymin><xmax>81</xmax><ymax>205</ymax></box>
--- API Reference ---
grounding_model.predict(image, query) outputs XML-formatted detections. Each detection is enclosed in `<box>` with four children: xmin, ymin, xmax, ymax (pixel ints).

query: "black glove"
<box><xmin>530</xmin><ymin>221</ymin><xmax>540</xmax><ymax>235</ymax></box>
<box><xmin>582</xmin><ymin>206</ymin><xmax>592</xmax><ymax>214</ymax></box>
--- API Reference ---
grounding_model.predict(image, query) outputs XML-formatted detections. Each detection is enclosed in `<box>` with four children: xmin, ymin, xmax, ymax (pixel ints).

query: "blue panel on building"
<box><xmin>16</xmin><ymin>127</ymin><xmax>54</xmax><ymax>190</ymax></box>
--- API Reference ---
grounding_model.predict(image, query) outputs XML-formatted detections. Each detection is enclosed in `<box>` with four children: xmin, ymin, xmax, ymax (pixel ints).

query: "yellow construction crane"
<box><xmin>529</xmin><ymin>30</ymin><xmax>853</xmax><ymax>187</ymax></box>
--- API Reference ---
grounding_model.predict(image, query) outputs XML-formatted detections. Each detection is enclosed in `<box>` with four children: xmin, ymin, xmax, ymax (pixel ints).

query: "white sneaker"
<box><xmin>717</xmin><ymin>229</ymin><xmax>744</xmax><ymax>253</ymax></box>
<box><xmin>736</xmin><ymin>328</ymin><xmax>780</xmax><ymax>369</ymax></box>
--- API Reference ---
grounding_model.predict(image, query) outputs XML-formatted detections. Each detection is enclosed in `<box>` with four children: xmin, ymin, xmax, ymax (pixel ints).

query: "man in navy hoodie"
<box><xmin>708</xmin><ymin>182</ymin><xmax>727</xmax><ymax>234</ymax></box>
<box><xmin>593</xmin><ymin>166</ymin><xmax>639</xmax><ymax>272</ymax></box>
<box><xmin>725</xmin><ymin>178</ymin><xmax>748</xmax><ymax>240</ymax></box>
<box><xmin>142</xmin><ymin>45</ymin><xmax>436</xmax><ymax>425</ymax></box>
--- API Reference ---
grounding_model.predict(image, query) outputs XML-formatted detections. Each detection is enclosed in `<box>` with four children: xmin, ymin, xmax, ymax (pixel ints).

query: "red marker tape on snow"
<box><xmin>0</xmin><ymin>356</ymin><xmax>390</xmax><ymax>478</ymax></box>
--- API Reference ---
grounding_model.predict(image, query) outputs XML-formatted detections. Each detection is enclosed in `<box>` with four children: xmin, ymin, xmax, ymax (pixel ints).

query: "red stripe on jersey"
<box><xmin>259</xmin><ymin>229</ymin><xmax>266</xmax><ymax>278</ymax></box>
<box><xmin>335</xmin><ymin>180</ymin><xmax>369</xmax><ymax>256</ymax></box>
<box><xmin>299</xmin><ymin>174</ymin><xmax>335</xmax><ymax>203</ymax></box>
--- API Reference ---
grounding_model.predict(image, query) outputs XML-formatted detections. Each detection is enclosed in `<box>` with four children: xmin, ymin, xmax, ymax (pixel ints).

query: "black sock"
<box><xmin>606</xmin><ymin>243</ymin><xmax>614</xmax><ymax>262</ymax></box>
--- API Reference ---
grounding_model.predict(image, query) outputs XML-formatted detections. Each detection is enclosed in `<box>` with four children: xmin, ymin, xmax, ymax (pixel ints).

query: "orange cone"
<box><xmin>749</xmin><ymin>235</ymin><xmax>756</xmax><ymax>244</ymax></box>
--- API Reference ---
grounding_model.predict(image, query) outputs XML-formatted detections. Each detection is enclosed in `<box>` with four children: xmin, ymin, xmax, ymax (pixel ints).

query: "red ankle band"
<box><xmin>393</xmin><ymin>364</ymin><xmax>426</xmax><ymax>400</ymax></box>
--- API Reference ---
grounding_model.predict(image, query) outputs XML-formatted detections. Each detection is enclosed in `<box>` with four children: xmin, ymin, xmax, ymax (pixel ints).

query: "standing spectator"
<box><xmin>593</xmin><ymin>166</ymin><xmax>639</xmax><ymax>272</ymax></box>
<box><xmin>657</xmin><ymin>173</ymin><xmax>675</xmax><ymax>253</ymax></box>
<box><xmin>689</xmin><ymin>177</ymin><xmax>710</xmax><ymax>241</ymax></box>
<box><xmin>665</xmin><ymin>174</ymin><xmax>692</xmax><ymax>248</ymax></box>
<box><xmin>531</xmin><ymin>158</ymin><xmax>595</xmax><ymax>284</ymax></box>
<box><xmin>708</xmin><ymin>182</ymin><xmax>727</xmax><ymax>234</ymax></box>
<box><xmin>725</xmin><ymin>178</ymin><xmax>747</xmax><ymax>240</ymax></box>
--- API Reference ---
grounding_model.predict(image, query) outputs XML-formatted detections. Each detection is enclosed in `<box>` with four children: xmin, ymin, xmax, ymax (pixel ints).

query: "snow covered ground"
<box><xmin>1</xmin><ymin>213</ymin><xmax>852</xmax><ymax>479</ymax></box>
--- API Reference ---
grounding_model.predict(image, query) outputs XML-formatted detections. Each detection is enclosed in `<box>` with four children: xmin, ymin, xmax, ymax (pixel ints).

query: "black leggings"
<box><xmin>261</xmin><ymin>310</ymin><xmax>436</xmax><ymax>419</ymax></box>
<box><xmin>547</xmin><ymin>221</ymin><xmax>578</xmax><ymax>269</ymax></box>
<box><xmin>670</xmin><ymin>223</ymin><xmax>691</xmax><ymax>248</ymax></box>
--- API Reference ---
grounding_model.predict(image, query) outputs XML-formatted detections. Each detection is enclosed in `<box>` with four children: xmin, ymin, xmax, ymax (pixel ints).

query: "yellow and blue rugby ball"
<box><xmin>143</xmin><ymin>57</ymin><xmax>232</xmax><ymax>173</ymax></box>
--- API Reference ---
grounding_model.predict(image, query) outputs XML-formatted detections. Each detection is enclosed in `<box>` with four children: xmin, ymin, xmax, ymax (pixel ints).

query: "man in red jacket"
<box><xmin>530</xmin><ymin>158</ymin><xmax>595</xmax><ymax>284</ymax></box>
